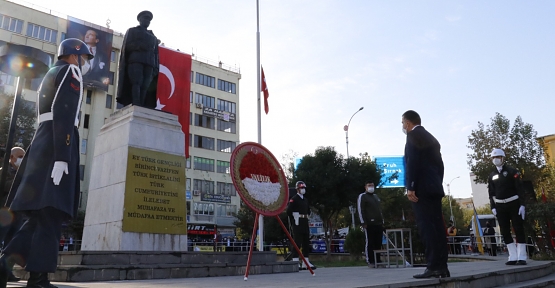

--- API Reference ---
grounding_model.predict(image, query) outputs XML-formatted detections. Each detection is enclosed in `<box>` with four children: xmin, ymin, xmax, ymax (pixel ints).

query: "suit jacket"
<box><xmin>404</xmin><ymin>126</ymin><xmax>445</xmax><ymax>199</ymax></box>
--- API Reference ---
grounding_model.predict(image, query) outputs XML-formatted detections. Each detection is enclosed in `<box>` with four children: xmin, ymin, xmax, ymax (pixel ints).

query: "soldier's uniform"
<box><xmin>0</xmin><ymin>38</ymin><xmax>90</xmax><ymax>288</ymax></box>
<box><xmin>286</xmin><ymin>181</ymin><xmax>316</xmax><ymax>270</ymax></box>
<box><xmin>488</xmin><ymin>148</ymin><xmax>526</xmax><ymax>265</ymax></box>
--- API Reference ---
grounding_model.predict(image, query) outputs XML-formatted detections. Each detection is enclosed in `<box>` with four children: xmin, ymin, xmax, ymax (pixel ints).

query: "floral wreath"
<box><xmin>230</xmin><ymin>142</ymin><xmax>288</xmax><ymax>216</ymax></box>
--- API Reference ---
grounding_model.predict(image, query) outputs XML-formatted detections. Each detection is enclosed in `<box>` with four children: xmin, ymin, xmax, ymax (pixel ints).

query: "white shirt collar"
<box><xmin>412</xmin><ymin>125</ymin><xmax>420</xmax><ymax>131</ymax></box>
<box><xmin>297</xmin><ymin>193</ymin><xmax>304</xmax><ymax>199</ymax></box>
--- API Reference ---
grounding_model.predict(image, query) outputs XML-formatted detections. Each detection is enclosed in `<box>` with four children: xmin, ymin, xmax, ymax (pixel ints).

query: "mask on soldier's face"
<box><xmin>300</xmin><ymin>189</ymin><xmax>306</xmax><ymax>195</ymax></box>
<box><xmin>492</xmin><ymin>158</ymin><xmax>503</xmax><ymax>167</ymax></box>
<box><xmin>15</xmin><ymin>157</ymin><xmax>23</xmax><ymax>167</ymax></box>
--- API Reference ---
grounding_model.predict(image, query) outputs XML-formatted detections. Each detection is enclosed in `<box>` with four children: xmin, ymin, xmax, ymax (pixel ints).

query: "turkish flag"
<box><xmin>156</xmin><ymin>46</ymin><xmax>192</xmax><ymax>158</ymax></box>
<box><xmin>261</xmin><ymin>67</ymin><xmax>269</xmax><ymax>114</ymax></box>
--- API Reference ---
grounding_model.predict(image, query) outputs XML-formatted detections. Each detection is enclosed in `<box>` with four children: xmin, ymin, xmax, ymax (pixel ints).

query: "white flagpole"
<box><xmin>256</xmin><ymin>0</ymin><xmax>264</xmax><ymax>252</ymax></box>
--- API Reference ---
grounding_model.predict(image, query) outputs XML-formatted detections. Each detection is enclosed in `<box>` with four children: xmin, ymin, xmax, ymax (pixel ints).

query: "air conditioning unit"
<box><xmin>195</xmin><ymin>103</ymin><xmax>203</xmax><ymax>109</ymax></box>
<box><xmin>193</xmin><ymin>190</ymin><xmax>200</xmax><ymax>196</ymax></box>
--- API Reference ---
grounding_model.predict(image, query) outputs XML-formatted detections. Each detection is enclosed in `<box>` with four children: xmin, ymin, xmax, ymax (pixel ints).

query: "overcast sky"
<box><xmin>18</xmin><ymin>0</ymin><xmax>555</xmax><ymax>198</ymax></box>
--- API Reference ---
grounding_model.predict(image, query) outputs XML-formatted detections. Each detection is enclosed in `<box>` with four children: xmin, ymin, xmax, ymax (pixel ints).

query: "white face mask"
<box><xmin>402</xmin><ymin>127</ymin><xmax>407</xmax><ymax>135</ymax></box>
<box><xmin>15</xmin><ymin>158</ymin><xmax>23</xmax><ymax>167</ymax></box>
<box><xmin>492</xmin><ymin>158</ymin><xmax>503</xmax><ymax>167</ymax></box>
<box><xmin>299</xmin><ymin>189</ymin><xmax>306</xmax><ymax>195</ymax></box>
<box><xmin>367</xmin><ymin>187</ymin><xmax>375</xmax><ymax>193</ymax></box>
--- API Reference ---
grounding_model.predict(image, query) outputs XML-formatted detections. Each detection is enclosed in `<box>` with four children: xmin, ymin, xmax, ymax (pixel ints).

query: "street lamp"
<box><xmin>445</xmin><ymin>176</ymin><xmax>460</xmax><ymax>225</ymax></box>
<box><xmin>344</xmin><ymin>107</ymin><xmax>364</xmax><ymax>159</ymax></box>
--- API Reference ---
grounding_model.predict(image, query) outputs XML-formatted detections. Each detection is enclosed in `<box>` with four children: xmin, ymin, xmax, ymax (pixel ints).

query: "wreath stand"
<box><xmin>243</xmin><ymin>213</ymin><xmax>315</xmax><ymax>280</ymax></box>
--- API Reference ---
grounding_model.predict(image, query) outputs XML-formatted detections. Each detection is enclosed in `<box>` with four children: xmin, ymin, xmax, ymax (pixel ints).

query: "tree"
<box><xmin>0</xmin><ymin>93</ymin><xmax>37</xmax><ymax>149</ymax></box>
<box><xmin>467</xmin><ymin>113</ymin><xmax>547</xmax><ymax>186</ymax></box>
<box><xmin>292</xmin><ymin>146</ymin><xmax>381</xmax><ymax>256</ymax></box>
<box><xmin>280</xmin><ymin>149</ymin><xmax>298</xmax><ymax>183</ymax></box>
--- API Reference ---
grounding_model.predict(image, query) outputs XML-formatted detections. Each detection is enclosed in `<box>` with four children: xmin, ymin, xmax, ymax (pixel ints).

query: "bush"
<box><xmin>344</xmin><ymin>226</ymin><xmax>365</xmax><ymax>259</ymax></box>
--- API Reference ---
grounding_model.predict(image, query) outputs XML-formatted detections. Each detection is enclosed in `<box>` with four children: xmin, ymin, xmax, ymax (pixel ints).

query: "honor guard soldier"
<box><xmin>488</xmin><ymin>148</ymin><xmax>527</xmax><ymax>265</ymax></box>
<box><xmin>0</xmin><ymin>38</ymin><xmax>92</xmax><ymax>288</ymax></box>
<box><xmin>286</xmin><ymin>181</ymin><xmax>316</xmax><ymax>270</ymax></box>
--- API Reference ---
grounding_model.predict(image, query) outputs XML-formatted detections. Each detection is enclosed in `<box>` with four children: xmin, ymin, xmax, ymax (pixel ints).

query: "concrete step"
<box><xmin>502</xmin><ymin>272</ymin><xmax>555</xmax><ymax>288</ymax></box>
<box><xmin>13</xmin><ymin>251</ymin><xmax>298</xmax><ymax>282</ymax></box>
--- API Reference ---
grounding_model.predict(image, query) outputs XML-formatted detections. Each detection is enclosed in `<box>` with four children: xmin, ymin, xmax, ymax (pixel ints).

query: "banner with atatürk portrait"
<box><xmin>66</xmin><ymin>17</ymin><xmax>113</xmax><ymax>91</ymax></box>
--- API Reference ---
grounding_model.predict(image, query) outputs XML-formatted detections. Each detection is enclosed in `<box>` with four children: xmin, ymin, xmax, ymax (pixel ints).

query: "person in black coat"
<box><xmin>286</xmin><ymin>181</ymin><xmax>316</xmax><ymax>270</ymax></box>
<box><xmin>402</xmin><ymin>110</ymin><xmax>449</xmax><ymax>279</ymax></box>
<box><xmin>0</xmin><ymin>38</ymin><xmax>91</xmax><ymax>288</ymax></box>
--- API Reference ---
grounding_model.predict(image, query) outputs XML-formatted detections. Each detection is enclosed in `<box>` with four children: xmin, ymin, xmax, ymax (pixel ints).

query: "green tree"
<box><xmin>467</xmin><ymin>113</ymin><xmax>547</xmax><ymax>186</ymax></box>
<box><xmin>232</xmin><ymin>203</ymin><xmax>287</xmax><ymax>245</ymax></box>
<box><xmin>292</xmin><ymin>146</ymin><xmax>381</xmax><ymax>256</ymax></box>
<box><xmin>441</xmin><ymin>197</ymin><xmax>465</xmax><ymax>232</ymax></box>
<box><xmin>0</xmin><ymin>93</ymin><xmax>37</xmax><ymax>149</ymax></box>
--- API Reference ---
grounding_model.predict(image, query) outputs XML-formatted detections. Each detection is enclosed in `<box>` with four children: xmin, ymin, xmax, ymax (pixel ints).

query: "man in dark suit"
<box><xmin>402</xmin><ymin>110</ymin><xmax>449</xmax><ymax>279</ymax></box>
<box><xmin>82</xmin><ymin>29</ymin><xmax>108</xmax><ymax>88</ymax></box>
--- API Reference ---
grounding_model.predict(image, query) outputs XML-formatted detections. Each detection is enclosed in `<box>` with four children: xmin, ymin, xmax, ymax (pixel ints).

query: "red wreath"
<box><xmin>238</xmin><ymin>152</ymin><xmax>279</xmax><ymax>183</ymax></box>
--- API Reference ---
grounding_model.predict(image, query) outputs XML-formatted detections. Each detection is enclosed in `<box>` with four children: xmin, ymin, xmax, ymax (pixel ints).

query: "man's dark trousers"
<box><xmin>291</xmin><ymin>218</ymin><xmax>310</xmax><ymax>257</ymax></box>
<box><xmin>496</xmin><ymin>200</ymin><xmax>525</xmax><ymax>244</ymax></box>
<box><xmin>365</xmin><ymin>224</ymin><xmax>383</xmax><ymax>264</ymax></box>
<box><xmin>4</xmin><ymin>207</ymin><xmax>65</xmax><ymax>272</ymax></box>
<box><xmin>412</xmin><ymin>197</ymin><xmax>448</xmax><ymax>271</ymax></box>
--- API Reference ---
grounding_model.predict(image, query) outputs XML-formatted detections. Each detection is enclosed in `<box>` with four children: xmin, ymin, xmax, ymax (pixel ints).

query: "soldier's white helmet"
<box><xmin>490</xmin><ymin>149</ymin><xmax>505</xmax><ymax>158</ymax></box>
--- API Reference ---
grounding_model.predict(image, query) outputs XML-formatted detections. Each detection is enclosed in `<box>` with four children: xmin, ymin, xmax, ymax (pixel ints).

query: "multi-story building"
<box><xmin>539</xmin><ymin>134</ymin><xmax>555</xmax><ymax>166</ymax></box>
<box><xmin>0</xmin><ymin>0</ymin><xmax>241</xmax><ymax>239</ymax></box>
<box><xmin>469</xmin><ymin>172</ymin><xmax>489</xmax><ymax>209</ymax></box>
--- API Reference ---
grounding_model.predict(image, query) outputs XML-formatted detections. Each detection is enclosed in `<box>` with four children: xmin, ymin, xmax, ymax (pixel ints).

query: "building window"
<box><xmin>194</xmin><ymin>135</ymin><xmax>215</xmax><ymax>150</ymax></box>
<box><xmin>194</xmin><ymin>114</ymin><xmax>215</xmax><ymax>129</ymax></box>
<box><xmin>195</xmin><ymin>93</ymin><xmax>215</xmax><ymax>108</ymax></box>
<box><xmin>186</xmin><ymin>157</ymin><xmax>191</xmax><ymax>169</ymax></box>
<box><xmin>217</xmin><ymin>140</ymin><xmax>236</xmax><ymax>153</ymax></box>
<box><xmin>108</xmin><ymin>72</ymin><xmax>115</xmax><ymax>85</ymax></box>
<box><xmin>79</xmin><ymin>165</ymin><xmax>85</xmax><ymax>181</ymax></box>
<box><xmin>193</xmin><ymin>157</ymin><xmax>214</xmax><ymax>172</ymax></box>
<box><xmin>0</xmin><ymin>14</ymin><xmax>23</xmax><ymax>34</ymax></box>
<box><xmin>111</xmin><ymin>50</ymin><xmax>116</xmax><ymax>62</ymax></box>
<box><xmin>81</xmin><ymin>139</ymin><xmax>87</xmax><ymax>154</ymax></box>
<box><xmin>216</xmin><ymin>161</ymin><xmax>230</xmax><ymax>174</ymax></box>
<box><xmin>26</xmin><ymin>23</ymin><xmax>57</xmax><ymax>43</ymax></box>
<box><xmin>86</xmin><ymin>90</ymin><xmax>92</xmax><ymax>104</ymax></box>
<box><xmin>195</xmin><ymin>73</ymin><xmax>215</xmax><ymax>88</ymax></box>
<box><xmin>186</xmin><ymin>178</ymin><xmax>192</xmax><ymax>191</ymax></box>
<box><xmin>193</xmin><ymin>202</ymin><xmax>214</xmax><ymax>216</ymax></box>
<box><xmin>190</xmin><ymin>71</ymin><xmax>194</xmax><ymax>82</ymax></box>
<box><xmin>106</xmin><ymin>94</ymin><xmax>113</xmax><ymax>109</ymax></box>
<box><xmin>217</xmin><ymin>79</ymin><xmax>236</xmax><ymax>94</ymax></box>
<box><xmin>188</xmin><ymin>134</ymin><xmax>192</xmax><ymax>147</ymax></box>
<box><xmin>190</xmin><ymin>91</ymin><xmax>193</xmax><ymax>103</ymax></box>
<box><xmin>218</xmin><ymin>204</ymin><xmax>237</xmax><ymax>217</ymax></box>
<box><xmin>84</xmin><ymin>114</ymin><xmax>90</xmax><ymax>129</ymax></box>
<box><xmin>217</xmin><ymin>99</ymin><xmax>236</xmax><ymax>113</ymax></box>
<box><xmin>217</xmin><ymin>182</ymin><xmax>236</xmax><ymax>196</ymax></box>
<box><xmin>217</xmin><ymin>119</ymin><xmax>236</xmax><ymax>134</ymax></box>
<box><xmin>61</xmin><ymin>32</ymin><xmax>66</xmax><ymax>41</ymax></box>
<box><xmin>193</xmin><ymin>179</ymin><xmax>214</xmax><ymax>194</ymax></box>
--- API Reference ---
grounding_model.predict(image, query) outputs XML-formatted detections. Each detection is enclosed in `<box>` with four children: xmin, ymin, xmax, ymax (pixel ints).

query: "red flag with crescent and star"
<box><xmin>156</xmin><ymin>46</ymin><xmax>192</xmax><ymax>158</ymax></box>
<box><xmin>261</xmin><ymin>67</ymin><xmax>269</xmax><ymax>114</ymax></box>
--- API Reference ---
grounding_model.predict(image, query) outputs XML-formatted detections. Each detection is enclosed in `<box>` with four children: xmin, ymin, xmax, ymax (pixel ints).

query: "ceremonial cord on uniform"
<box><xmin>50</xmin><ymin>64</ymin><xmax>84</xmax><ymax>123</ymax></box>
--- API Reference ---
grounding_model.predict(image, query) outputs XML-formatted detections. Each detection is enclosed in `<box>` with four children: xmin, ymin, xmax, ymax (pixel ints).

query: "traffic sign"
<box><xmin>374</xmin><ymin>156</ymin><xmax>405</xmax><ymax>188</ymax></box>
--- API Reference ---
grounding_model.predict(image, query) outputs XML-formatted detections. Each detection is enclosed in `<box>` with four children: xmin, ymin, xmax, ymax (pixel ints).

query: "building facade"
<box><xmin>0</xmin><ymin>0</ymin><xmax>241</xmax><ymax>238</ymax></box>
<box><xmin>469</xmin><ymin>172</ymin><xmax>489</xmax><ymax>209</ymax></box>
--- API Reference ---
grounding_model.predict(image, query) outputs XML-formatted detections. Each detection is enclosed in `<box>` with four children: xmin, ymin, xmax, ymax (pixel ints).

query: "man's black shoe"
<box><xmin>27</xmin><ymin>272</ymin><xmax>58</xmax><ymax>288</ymax></box>
<box><xmin>413</xmin><ymin>268</ymin><xmax>443</xmax><ymax>279</ymax></box>
<box><xmin>516</xmin><ymin>260</ymin><xmax>527</xmax><ymax>265</ymax></box>
<box><xmin>7</xmin><ymin>271</ymin><xmax>19</xmax><ymax>282</ymax></box>
<box><xmin>505</xmin><ymin>260</ymin><xmax>517</xmax><ymax>265</ymax></box>
<box><xmin>439</xmin><ymin>268</ymin><xmax>450</xmax><ymax>278</ymax></box>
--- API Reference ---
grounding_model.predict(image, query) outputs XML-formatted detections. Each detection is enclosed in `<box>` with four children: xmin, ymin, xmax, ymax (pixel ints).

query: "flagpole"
<box><xmin>256</xmin><ymin>0</ymin><xmax>264</xmax><ymax>252</ymax></box>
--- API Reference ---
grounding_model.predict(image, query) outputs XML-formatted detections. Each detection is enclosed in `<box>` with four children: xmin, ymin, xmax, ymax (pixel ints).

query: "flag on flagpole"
<box><xmin>261</xmin><ymin>67</ymin><xmax>269</xmax><ymax>114</ymax></box>
<box><xmin>471</xmin><ymin>200</ymin><xmax>485</xmax><ymax>254</ymax></box>
<box><xmin>155</xmin><ymin>46</ymin><xmax>192</xmax><ymax>158</ymax></box>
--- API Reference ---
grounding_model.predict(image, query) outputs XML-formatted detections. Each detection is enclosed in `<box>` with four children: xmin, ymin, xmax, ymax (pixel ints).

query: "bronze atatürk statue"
<box><xmin>116</xmin><ymin>10</ymin><xmax>159</xmax><ymax>108</ymax></box>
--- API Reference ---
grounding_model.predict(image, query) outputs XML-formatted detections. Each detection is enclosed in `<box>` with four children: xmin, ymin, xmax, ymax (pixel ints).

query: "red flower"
<box><xmin>239</xmin><ymin>151</ymin><xmax>279</xmax><ymax>183</ymax></box>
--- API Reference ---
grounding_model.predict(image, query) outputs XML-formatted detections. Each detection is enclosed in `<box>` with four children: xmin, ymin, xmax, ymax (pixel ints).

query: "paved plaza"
<box><xmin>6</xmin><ymin>259</ymin><xmax>554</xmax><ymax>288</ymax></box>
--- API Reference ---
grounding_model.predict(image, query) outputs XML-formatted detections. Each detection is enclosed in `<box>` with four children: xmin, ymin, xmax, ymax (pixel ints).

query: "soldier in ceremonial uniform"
<box><xmin>286</xmin><ymin>181</ymin><xmax>316</xmax><ymax>270</ymax></box>
<box><xmin>0</xmin><ymin>38</ymin><xmax>92</xmax><ymax>288</ymax></box>
<box><xmin>488</xmin><ymin>148</ymin><xmax>527</xmax><ymax>265</ymax></box>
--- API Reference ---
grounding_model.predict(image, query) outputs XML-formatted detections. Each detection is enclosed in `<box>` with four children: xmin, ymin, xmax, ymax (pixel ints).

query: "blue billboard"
<box><xmin>374</xmin><ymin>156</ymin><xmax>405</xmax><ymax>188</ymax></box>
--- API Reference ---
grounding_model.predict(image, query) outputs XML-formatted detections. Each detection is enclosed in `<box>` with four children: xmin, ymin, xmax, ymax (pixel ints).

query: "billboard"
<box><xmin>66</xmin><ymin>18</ymin><xmax>113</xmax><ymax>91</ymax></box>
<box><xmin>374</xmin><ymin>156</ymin><xmax>405</xmax><ymax>188</ymax></box>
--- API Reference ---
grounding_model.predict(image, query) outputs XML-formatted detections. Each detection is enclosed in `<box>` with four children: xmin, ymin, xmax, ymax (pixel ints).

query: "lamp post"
<box><xmin>344</xmin><ymin>107</ymin><xmax>364</xmax><ymax>159</ymax></box>
<box><xmin>445</xmin><ymin>176</ymin><xmax>460</xmax><ymax>225</ymax></box>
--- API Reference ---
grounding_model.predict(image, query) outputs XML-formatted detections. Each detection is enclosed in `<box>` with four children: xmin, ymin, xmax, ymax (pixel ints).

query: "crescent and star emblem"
<box><xmin>155</xmin><ymin>64</ymin><xmax>175</xmax><ymax>110</ymax></box>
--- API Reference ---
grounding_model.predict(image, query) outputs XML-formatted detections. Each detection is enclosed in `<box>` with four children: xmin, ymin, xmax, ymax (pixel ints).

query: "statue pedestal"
<box><xmin>81</xmin><ymin>105</ymin><xmax>187</xmax><ymax>251</ymax></box>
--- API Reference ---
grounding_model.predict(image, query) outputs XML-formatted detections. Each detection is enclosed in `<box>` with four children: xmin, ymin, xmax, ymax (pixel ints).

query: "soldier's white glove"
<box><xmin>293</xmin><ymin>212</ymin><xmax>300</xmax><ymax>226</ymax></box>
<box><xmin>518</xmin><ymin>206</ymin><xmax>525</xmax><ymax>220</ymax></box>
<box><xmin>51</xmin><ymin>161</ymin><xmax>69</xmax><ymax>185</ymax></box>
<box><xmin>491</xmin><ymin>208</ymin><xmax>497</xmax><ymax>216</ymax></box>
